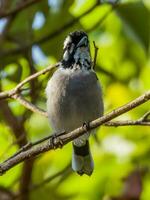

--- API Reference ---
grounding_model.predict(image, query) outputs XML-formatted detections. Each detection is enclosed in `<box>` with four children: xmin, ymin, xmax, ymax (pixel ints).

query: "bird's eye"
<box><xmin>76</xmin><ymin>36</ymin><xmax>88</xmax><ymax>48</ymax></box>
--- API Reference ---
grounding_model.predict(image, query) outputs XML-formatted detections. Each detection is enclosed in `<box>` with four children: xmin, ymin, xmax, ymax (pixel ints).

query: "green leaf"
<box><xmin>4</xmin><ymin>63</ymin><xmax>22</xmax><ymax>83</ymax></box>
<box><xmin>116</xmin><ymin>1</ymin><xmax>150</xmax><ymax>52</ymax></box>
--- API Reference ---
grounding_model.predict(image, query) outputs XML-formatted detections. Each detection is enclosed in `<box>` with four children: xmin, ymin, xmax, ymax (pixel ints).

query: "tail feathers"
<box><xmin>72</xmin><ymin>140</ymin><xmax>94</xmax><ymax>176</ymax></box>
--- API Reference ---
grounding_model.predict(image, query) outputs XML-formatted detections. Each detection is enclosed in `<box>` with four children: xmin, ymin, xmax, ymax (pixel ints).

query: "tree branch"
<box><xmin>0</xmin><ymin>91</ymin><xmax>149</xmax><ymax>175</ymax></box>
<box><xmin>0</xmin><ymin>100</ymin><xmax>27</xmax><ymax>146</ymax></box>
<box><xmin>12</xmin><ymin>94</ymin><xmax>47</xmax><ymax>117</ymax></box>
<box><xmin>0</xmin><ymin>2</ymin><xmax>99</xmax><ymax>58</ymax></box>
<box><xmin>0</xmin><ymin>186</ymin><xmax>15</xmax><ymax>200</ymax></box>
<box><xmin>104</xmin><ymin>111</ymin><xmax>150</xmax><ymax>126</ymax></box>
<box><xmin>2</xmin><ymin>111</ymin><xmax>150</xmax><ymax>163</ymax></box>
<box><xmin>0</xmin><ymin>0</ymin><xmax>119</xmax><ymax>58</ymax></box>
<box><xmin>0</xmin><ymin>99</ymin><xmax>33</xmax><ymax>200</ymax></box>
<box><xmin>0</xmin><ymin>43</ymin><xmax>115</xmax><ymax>115</ymax></box>
<box><xmin>0</xmin><ymin>63</ymin><xmax>59</xmax><ymax>100</ymax></box>
<box><xmin>0</xmin><ymin>0</ymin><xmax>42</xmax><ymax>19</ymax></box>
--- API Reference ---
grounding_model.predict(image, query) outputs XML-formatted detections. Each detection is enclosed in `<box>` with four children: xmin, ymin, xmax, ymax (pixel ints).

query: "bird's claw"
<box><xmin>82</xmin><ymin>122</ymin><xmax>90</xmax><ymax>132</ymax></box>
<box><xmin>50</xmin><ymin>131</ymin><xmax>66</xmax><ymax>149</ymax></box>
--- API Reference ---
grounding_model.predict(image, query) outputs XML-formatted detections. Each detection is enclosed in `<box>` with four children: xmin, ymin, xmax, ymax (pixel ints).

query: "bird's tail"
<box><xmin>72</xmin><ymin>140</ymin><xmax>94</xmax><ymax>176</ymax></box>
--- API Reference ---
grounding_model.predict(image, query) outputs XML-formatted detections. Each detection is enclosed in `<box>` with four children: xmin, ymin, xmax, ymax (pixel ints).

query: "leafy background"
<box><xmin>0</xmin><ymin>0</ymin><xmax>150</xmax><ymax>199</ymax></box>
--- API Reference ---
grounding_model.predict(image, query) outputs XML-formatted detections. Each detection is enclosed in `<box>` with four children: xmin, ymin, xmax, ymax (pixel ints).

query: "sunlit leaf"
<box><xmin>116</xmin><ymin>1</ymin><xmax>150</xmax><ymax>51</ymax></box>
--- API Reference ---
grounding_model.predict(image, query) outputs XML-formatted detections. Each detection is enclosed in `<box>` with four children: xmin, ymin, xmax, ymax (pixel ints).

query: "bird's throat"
<box><xmin>62</xmin><ymin>47</ymin><xmax>92</xmax><ymax>70</ymax></box>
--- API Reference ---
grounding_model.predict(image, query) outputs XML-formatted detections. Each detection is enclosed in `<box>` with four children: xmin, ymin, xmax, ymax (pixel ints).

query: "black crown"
<box><xmin>69</xmin><ymin>30</ymin><xmax>88</xmax><ymax>45</ymax></box>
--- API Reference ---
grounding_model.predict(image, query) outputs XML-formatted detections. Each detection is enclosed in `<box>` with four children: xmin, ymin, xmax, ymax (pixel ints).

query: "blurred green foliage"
<box><xmin>0</xmin><ymin>0</ymin><xmax>150</xmax><ymax>199</ymax></box>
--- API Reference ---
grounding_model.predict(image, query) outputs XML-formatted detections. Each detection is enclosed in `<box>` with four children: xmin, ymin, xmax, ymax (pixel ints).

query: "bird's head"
<box><xmin>62</xmin><ymin>31</ymin><xmax>91</xmax><ymax>69</ymax></box>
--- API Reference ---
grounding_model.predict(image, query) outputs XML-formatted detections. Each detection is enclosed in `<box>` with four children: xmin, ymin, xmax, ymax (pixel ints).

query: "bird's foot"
<box><xmin>50</xmin><ymin>131</ymin><xmax>66</xmax><ymax>149</ymax></box>
<box><xmin>82</xmin><ymin>122</ymin><xmax>90</xmax><ymax>132</ymax></box>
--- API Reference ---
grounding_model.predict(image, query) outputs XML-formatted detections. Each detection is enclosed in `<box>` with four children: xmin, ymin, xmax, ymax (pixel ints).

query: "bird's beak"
<box><xmin>76</xmin><ymin>36</ymin><xmax>88</xmax><ymax>48</ymax></box>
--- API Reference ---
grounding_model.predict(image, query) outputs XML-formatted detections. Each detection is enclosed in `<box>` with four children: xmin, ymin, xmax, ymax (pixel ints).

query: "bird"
<box><xmin>46</xmin><ymin>30</ymin><xmax>104</xmax><ymax>176</ymax></box>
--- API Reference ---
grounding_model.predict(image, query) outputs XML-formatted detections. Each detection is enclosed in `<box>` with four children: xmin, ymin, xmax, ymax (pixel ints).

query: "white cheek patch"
<box><xmin>63</xmin><ymin>50</ymin><xmax>69</xmax><ymax>61</ymax></box>
<box><xmin>63</xmin><ymin>36</ymin><xmax>72</xmax><ymax>49</ymax></box>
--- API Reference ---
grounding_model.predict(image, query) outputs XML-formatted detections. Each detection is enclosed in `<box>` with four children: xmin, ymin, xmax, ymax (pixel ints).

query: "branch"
<box><xmin>0</xmin><ymin>133</ymin><xmax>26</xmax><ymax>160</ymax></box>
<box><xmin>3</xmin><ymin>110</ymin><xmax>150</xmax><ymax>162</ymax></box>
<box><xmin>1</xmin><ymin>117</ymin><xmax>149</xmax><ymax>162</ymax></box>
<box><xmin>14</xmin><ymin>163</ymin><xmax>71</xmax><ymax>198</ymax></box>
<box><xmin>3</xmin><ymin>134</ymin><xmax>54</xmax><ymax>163</ymax></box>
<box><xmin>0</xmin><ymin>0</ymin><xmax>121</xmax><ymax>58</ymax></box>
<box><xmin>104</xmin><ymin>120</ymin><xmax>150</xmax><ymax>127</ymax></box>
<box><xmin>0</xmin><ymin>2</ymin><xmax>99</xmax><ymax>58</ymax></box>
<box><xmin>0</xmin><ymin>60</ymin><xmax>149</xmax><ymax>123</ymax></box>
<box><xmin>0</xmin><ymin>0</ymin><xmax>120</xmax><ymax>58</ymax></box>
<box><xmin>0</xmin><ymin>63</ymin><xmax>59</xmax><ymax>100</ymax></box>
<box><xmin>104</xmin><ymin>111</ymin><xmax>150</xmax><ymax>126</ymax></box>
<box><xmin>10</xmin><ymin>93</ymin><xmax>150</xmax><ymax>126</ymax></box>
<box><xmin>0</xmin><ymin>186</ymin><xmax>15</xmax><ymax>199</ymax></box>
<box><xmin>0</xmin><ymin>91</ymin><xmax>149</xmax><ymax>175</ymax></box>
<box><xmin>93</xmin><ymin>41</ymin><xmax>99</xmax><ymax>70</ymax></box>
<box><xmin>19</xmin><ymin>159</ymin><xmax>35</xmax><ymax>200</ymax></box>
<box><xmin>0</xmin><ymin>99</ymin><xmax>33</xmax><ymax>200</ymax></box>
<box><xmin>0</xmin><ymin>100</ymin><xmax>27</xmax><ymax>146</ymax></box>
<box><xmin>30</xmin><ymin>163</ymin><xmax>71</xmax><ymax>191</ymax></box>
<box><xmin>0</xmin><ymin>42</ymin><xmax>98</xmax><ymax>113</ymax></box>
<box><xmin>0</xmin><ymin>0</ymin><xmax>42</xmax><ymax>19</ymax></box>
<box><xmin>12</xmin><ymin>94</ymin><xmax>47</xmax><ymax>117</ymax></box>
<box><xmin>139</xmin><ymin>111</ymin><xmax>150</xmax><ymax>122</ymax></box>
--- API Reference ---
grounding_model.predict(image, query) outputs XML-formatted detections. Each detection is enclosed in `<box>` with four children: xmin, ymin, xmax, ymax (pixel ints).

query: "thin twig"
<box><xmin>0</xmin><ymin>91</ymin><xmax>149</xmax><ymax>175</ymax></box>
<box><xmin>3</xmin><ymin>133</ymin><xmax>59</xmax><ymax>163</ymax></box>
<box><xmin>104</xmin><ymin>120</ymin><xmax>150</xmax><ymax>127</ymax></box>
<box><xmin>0</xmin><ymin>133</ymin><xmax>26</xmax><ymax>160</ymax></box>
<box><xmin>139</xmin><ymin>111</ymin><xmax>150</xmax><ymax>122</ymax></box>
<box><xmin>104</xmin><ymin>111</ymin><xmax>150</xmax><ymax>126</ymax></box>
<box><xmin>93</xmin><ymin>41</ymin><xmax>99</xmax><ymax>70</ymax></box>
<box><xmin>30</xmin><ymin>163</ymin><xmax>71</xmax><ymax>191</ymax></box>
